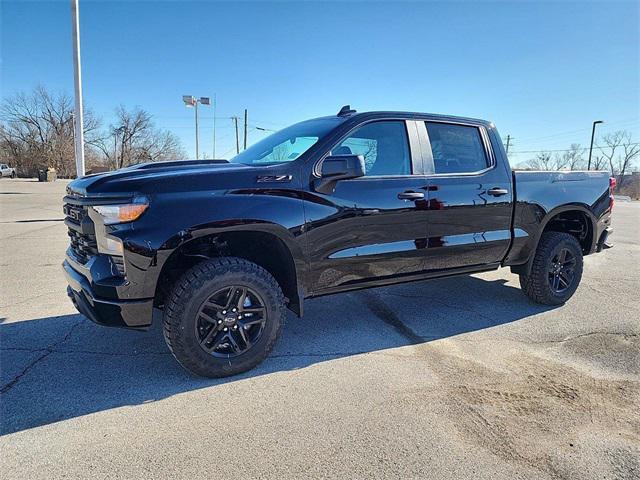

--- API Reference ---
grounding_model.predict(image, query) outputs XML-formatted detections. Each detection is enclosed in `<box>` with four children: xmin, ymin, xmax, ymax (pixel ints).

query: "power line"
<box><xmin>249</xmin><ymin>118</ymin><xmax>286</xmax><ymax>128</ymax></box>
<box><xmin>517</xmin><ymin>118</ymin><xmax>640</xmax><ymax>143</ymax></box>
<box><xmin>153</xmin><ymin>115</ymin><xmax>239</xmax><ymax>120</ymax></box>
<box><xmin>511</xmin><ymin>143</ymin><xmax>640</xmax><ymax>154</ymax></box>
<box><xmin>219</xmin><ymin>145</ymin><xmax>239</xmax><ymax>158</ymax></box>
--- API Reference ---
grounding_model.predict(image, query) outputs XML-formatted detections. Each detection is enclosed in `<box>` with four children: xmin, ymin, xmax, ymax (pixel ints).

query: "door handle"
<box><xmin>487</xmin><ymin>187</ymin><xmax>509</xmax><ymax>197</ymax></box>
<box><xmin>397</xmin><ymin>191</ymin><xmax>425</xmax><ymax>200</ymax></box>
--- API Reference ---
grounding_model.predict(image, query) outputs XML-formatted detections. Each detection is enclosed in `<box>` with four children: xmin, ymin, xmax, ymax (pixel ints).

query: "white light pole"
<box><xmin>182</xmin><ymin>95</ymin><xmax>211</xmax><ymax>159</ymax></box>
<box><xmin>71</xmin><ymin>0</ymin><xmax>85</xmax><ymax>177</ymax></box>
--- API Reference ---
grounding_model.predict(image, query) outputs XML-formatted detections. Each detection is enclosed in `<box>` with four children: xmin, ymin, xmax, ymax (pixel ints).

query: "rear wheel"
<box><xmin>163</xmin><ymin>257</ymin><xmax>285</xmax><ymax>377</ymax></box>
<box><xmin>519</xmin><ymin>232</ymin><xmax>583</xmax><ymax>305</ymax></box>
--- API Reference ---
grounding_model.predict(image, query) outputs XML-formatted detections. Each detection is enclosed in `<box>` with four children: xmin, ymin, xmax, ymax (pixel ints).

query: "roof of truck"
<box><xmin>314</xmin><ymin>107</ymin><xmax>494</xmax><ymax>128</ymax></box>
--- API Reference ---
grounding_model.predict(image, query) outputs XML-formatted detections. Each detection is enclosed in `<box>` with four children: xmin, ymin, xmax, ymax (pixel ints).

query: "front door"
<box><xmin>303</xmin><ymin>120</ymin><xmax>432</xmax><ymax>293</ymax></box>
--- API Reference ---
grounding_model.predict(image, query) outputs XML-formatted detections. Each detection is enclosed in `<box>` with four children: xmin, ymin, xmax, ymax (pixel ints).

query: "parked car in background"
<box><xmin>0</xmin><ymin>163</ymin><xmax>16</xmax><ymax>178</ymax></box>
<box><xmin>62</xmin><ymin>107</ymin><xmax>615</xmax><ymax>378</ymax></box>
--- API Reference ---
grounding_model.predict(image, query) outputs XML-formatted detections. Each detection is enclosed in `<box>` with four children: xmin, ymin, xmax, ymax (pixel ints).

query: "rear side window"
<box><xmin>425</xmin><ymin>122</ymin><xmax>489</xmax><ymax>174</ymax></box>
<box><xmin>332</xmin><ymin>121</ymin><xmax>411</xmax><ymax>176</ymax></box>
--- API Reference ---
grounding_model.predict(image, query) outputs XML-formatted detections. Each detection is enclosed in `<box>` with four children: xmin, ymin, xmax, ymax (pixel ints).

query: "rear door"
<box><xmin>419</xmin><ymin>120</ymin><xmax>513</xmax><ymax>269</ymax></box>
<box><xmin>304</xmin><ymin>119</ymin><xmax>432</xmax><ymax>292</ymax></box>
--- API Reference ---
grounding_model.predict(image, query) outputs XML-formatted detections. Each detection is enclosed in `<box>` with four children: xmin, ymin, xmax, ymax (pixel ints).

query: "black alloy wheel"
<box><xmin>163</xmin><ymin>257</ymin><xmax>285</xmax><ymax>377</ymax></box>
<box><xmin>519</xmin><ymin>231</ymin><xmax>584</xmax><ymax>305</ymax></box>
<box><xmin>195</xmin><ymin>286</ymin><xmax>267</xmax><ymax>357</ymax></box>
<box><xmin>547</xmin><ymin>247</ymin><xmax>577</xmax><ymax>294</ymax></box>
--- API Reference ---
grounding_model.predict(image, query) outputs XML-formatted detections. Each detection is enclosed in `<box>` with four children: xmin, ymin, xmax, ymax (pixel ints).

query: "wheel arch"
<box><xmin>154</xmin><ymin>223</ymin><xmax>306</xmax><ymax>317</ymax></box>
<box><xmin>511</xmin><ymin>203</ymin><xmax>596</xmax><ymax>276</ymax></box>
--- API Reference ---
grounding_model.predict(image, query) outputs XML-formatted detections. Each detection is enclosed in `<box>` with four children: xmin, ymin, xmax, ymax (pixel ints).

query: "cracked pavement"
<box><xmin>1</xmin><ymin>179</ymin><xmax>639</xmax><ymax>480</ymax></box>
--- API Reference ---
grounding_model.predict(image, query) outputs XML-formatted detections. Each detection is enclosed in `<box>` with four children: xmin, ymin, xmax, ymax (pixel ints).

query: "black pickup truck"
<box><xmin>63</xmin><ymin>107</ymin><xmax>614</xmax><ymax>377</ymax></box>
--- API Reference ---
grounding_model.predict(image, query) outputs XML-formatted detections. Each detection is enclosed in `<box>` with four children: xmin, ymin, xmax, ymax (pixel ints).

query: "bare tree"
<box><xmin>616</xmin><ymin>133</ymin><xmax>639</xmax><ymax>181</ymax></box>
<box><xmin>525</xmin><ymin>151</ymin><xmax>554</xmax><ymax>170</ymax></box>
<box><xmin>591</xmin><ymin>153</ymin><xmax>608</xmax><ymax>171</ymax></box>
<box><xmin>0</xmin><ymin>86</ymin><xmax>100</xmax><ymax>177</ymax></box>
<box><xmin>562</xmin><ymin>144</ymin><xmax>585</xmax><ymax>170</ymax></box>
<box><xmin>598</xmin><ymin>131</ymin><xmax>626</xmax><ymax>177</ymax></box>
<box><xmin>1</xmin><ymin>87</ymin><xmax>185</xmax><ymax>177</ymax></box>
<box><xmin>92</xmin><ymin>106</ymin><xmax>184</xmax><ymax>169</ymax></box>
<box><xmin>553</xmin><ymin>152</ymin><xmax>569</xmax><ymax>171</ymax></box>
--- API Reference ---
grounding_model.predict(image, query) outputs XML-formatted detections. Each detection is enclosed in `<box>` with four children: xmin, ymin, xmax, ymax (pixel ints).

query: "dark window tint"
<box><xmin>333</xmin><ymin>121</ymin><xmax>411</xmax><ymax>176</ymax></box>
<box><xmin>425</xmin><ymin>122</ymin><xmax>489</xmax><ymax>174</ymax></box>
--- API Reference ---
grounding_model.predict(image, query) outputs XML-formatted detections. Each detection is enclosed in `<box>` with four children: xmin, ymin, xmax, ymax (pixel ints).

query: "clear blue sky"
<box><xmin>2</xmin><ymin>0</ymin><xmax>639</xmax><ymax>161</ymax></box>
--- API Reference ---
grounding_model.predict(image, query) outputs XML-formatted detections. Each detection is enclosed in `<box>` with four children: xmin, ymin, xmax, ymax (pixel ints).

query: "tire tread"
<box><xmin>520</xmin><ymin>231</ymin><xmax>583</xmax><ymax>305</ymax></box>
<box><xmin>162</xmin><ymin>257</ymin><xmax>285</xmax><ymax>377</ymax></box>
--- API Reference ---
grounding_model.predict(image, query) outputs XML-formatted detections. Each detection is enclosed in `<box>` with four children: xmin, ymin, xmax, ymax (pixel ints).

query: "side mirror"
<box><xmin>314</xmin><ymin>154</ymin><xmax>365</xmax><ymax>194</ymax></box>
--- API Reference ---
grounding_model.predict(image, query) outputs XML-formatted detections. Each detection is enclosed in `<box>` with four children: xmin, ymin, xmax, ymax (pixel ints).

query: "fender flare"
<box><xmin>514</xmin><ymin>203</ymin><xmax>597</xmax><ymax>277</ymax></box>
<box><xmin>154</xmin><ymin>220</ymin><xmax>307</xmax><ymax>316</ymax></box>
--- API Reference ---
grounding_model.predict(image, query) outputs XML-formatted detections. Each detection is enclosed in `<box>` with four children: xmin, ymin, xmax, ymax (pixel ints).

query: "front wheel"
<box><xmin>519</xmin><ymin>232</ymin><xmax>584</xmax><ymax>305</ymax></box>
<box><xmin>163</xmin><ymin>257</ymin><xmax>286</xmax><ymax>377</ymax></box>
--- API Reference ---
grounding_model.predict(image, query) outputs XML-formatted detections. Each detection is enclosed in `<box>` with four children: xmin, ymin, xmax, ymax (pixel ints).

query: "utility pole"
<box><xmin>194</xmin><ymin>101</ymin><xmax>199</xmax><ymax>159</ymax></box>
<box><xmin>587</xmin><ymin>120</ymin><xmax>604</xmax><ymax>170</ymax></box>
<box><xmin>505</xmin><ymin>135</ymin><xmax>512</xmax><ymax>156</ymax></box>
<box><xmin>212</xmin><ymin>93</ymin><xmax>217</xmax><ymax>158</ymax></box>
<box><xmin>243</xmin><ymin>109</ymin><xmax>248</xmax><ymax>150</ymax></box>
<box><xmin>232</xmin><ymin>116</ymin><xmax>240</xmax><ymax>154</ymax></box>
<box><xmin>71</xmin><ymin>0</ymin><xmax>85</xmax><ymax>177</ymax></box>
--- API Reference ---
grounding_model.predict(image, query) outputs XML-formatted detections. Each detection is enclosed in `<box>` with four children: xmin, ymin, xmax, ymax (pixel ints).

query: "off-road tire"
<box><xmin>519</xmin><ymin>232</ymin><xmax>583</xmax><ymax>305</ymax></box>
<box><xmin>163</xmin><ymin>257</ymin><xmax>286</xmax><ymax>377</ymax></box>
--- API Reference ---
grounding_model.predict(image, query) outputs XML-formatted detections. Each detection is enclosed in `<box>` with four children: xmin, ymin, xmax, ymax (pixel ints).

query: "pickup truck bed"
<box><xmin>507</xmin><ymin>170</ymin><xmax>613</xmax><ymax>267</ymax></box>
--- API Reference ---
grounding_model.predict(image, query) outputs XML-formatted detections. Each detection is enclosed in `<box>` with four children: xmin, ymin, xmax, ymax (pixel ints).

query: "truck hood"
<box><xmin>66</xmin><ymin>160</ymin><xmax>258</xmax><ymax>197</ymax></box>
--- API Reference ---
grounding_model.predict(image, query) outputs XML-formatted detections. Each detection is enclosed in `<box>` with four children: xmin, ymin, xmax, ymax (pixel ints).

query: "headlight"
<box><xmin>92</xmin><ymin>198</ymin><xmax>149</xmax><ymax>225</ymax></box>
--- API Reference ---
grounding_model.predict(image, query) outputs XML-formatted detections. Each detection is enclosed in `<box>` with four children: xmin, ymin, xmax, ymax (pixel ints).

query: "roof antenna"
<box><xmin>337</xmin><ymin>105</ymin><xmax>356</xmax><ymax>117</ymax></box>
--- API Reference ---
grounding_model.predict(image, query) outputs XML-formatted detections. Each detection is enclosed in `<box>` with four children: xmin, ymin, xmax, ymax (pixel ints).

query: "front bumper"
<box><xmin>63</xmin><ymin>257</ymin><xmax>154</xmax><ymax>329</ymax></box>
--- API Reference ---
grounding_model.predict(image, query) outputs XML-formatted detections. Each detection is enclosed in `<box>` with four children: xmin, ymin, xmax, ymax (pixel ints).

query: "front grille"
<box><xmin>64</xmin><ymin>202</ymin><xmax>98</xmax><ymax>265</ymax></box>
<box><xmin>67</xmin><ymin>228</ymin><xmax>98</xmax><ymax>264</ymax></box>
<box><xmin>64</xmin><ymin>198</ymin><xmax>125</xmax><ymax>277</ymax></box>
<box><xmin>112</xmin><ymin>255</ymin><xmax>126</xmax><ymax>276</ymax></box>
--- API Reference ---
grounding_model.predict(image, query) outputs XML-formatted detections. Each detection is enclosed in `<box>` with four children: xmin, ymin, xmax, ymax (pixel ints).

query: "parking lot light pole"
<box><xmin>182</xmin><ymin>96</ymin><xmax>211</xmax><ymax>159</ymax></box>
<box><xmin>587</xmin><ymin>120</ymin><xmax>604</xmax><ymax>170</ymax></box>
<box><xmin>71</xmin><ymin>0</ymin><xmax>85</xmax><ymax>177</ymax></box>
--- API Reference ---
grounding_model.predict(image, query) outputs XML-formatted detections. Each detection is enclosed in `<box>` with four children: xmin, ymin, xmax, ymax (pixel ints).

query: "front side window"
<box><xmin>425</xmin><ymin>122</ymin><xmax>489</xmax><ymax>174</ymax></box>
<box><xmin>332</xmin><ymin>121</ymin><xmax>411</xmax><ymax>176</ymax></box>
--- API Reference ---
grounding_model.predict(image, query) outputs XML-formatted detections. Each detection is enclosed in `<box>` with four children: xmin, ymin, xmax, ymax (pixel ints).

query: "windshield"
<box><xmin>229</xmin><ymin>118</ymin><xmax>342</xmax><ymax>165</ymax></box>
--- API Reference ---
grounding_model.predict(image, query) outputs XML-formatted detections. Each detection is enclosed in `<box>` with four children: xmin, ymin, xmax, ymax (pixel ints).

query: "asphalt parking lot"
<box><xmin>1</xmin><ymin>178</ymin><xmax>638</xmax><ymax>479</ymax></box>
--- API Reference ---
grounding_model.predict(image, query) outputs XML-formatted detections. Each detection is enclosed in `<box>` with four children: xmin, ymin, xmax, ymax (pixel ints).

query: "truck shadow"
<box><xmin>1</xmin><ymin>275</ymin><xmax>555</xmax><ymax>435</ymax></box>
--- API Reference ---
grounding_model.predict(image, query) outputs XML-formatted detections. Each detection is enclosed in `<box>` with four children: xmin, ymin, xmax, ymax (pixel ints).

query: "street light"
<box><xmin>71</xmin><ymin>0</ymin><xmax>85</xmax><ymax>177</ymax></box>
<box><xmin>587</xmin><ymin>120</ymin><xmax>604</xmax><ymax>170</ymax></box>
<box><xmin>182</xmin><ymin>95</ymin><xmax>211</xmax><ymax>159</ymax></box>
